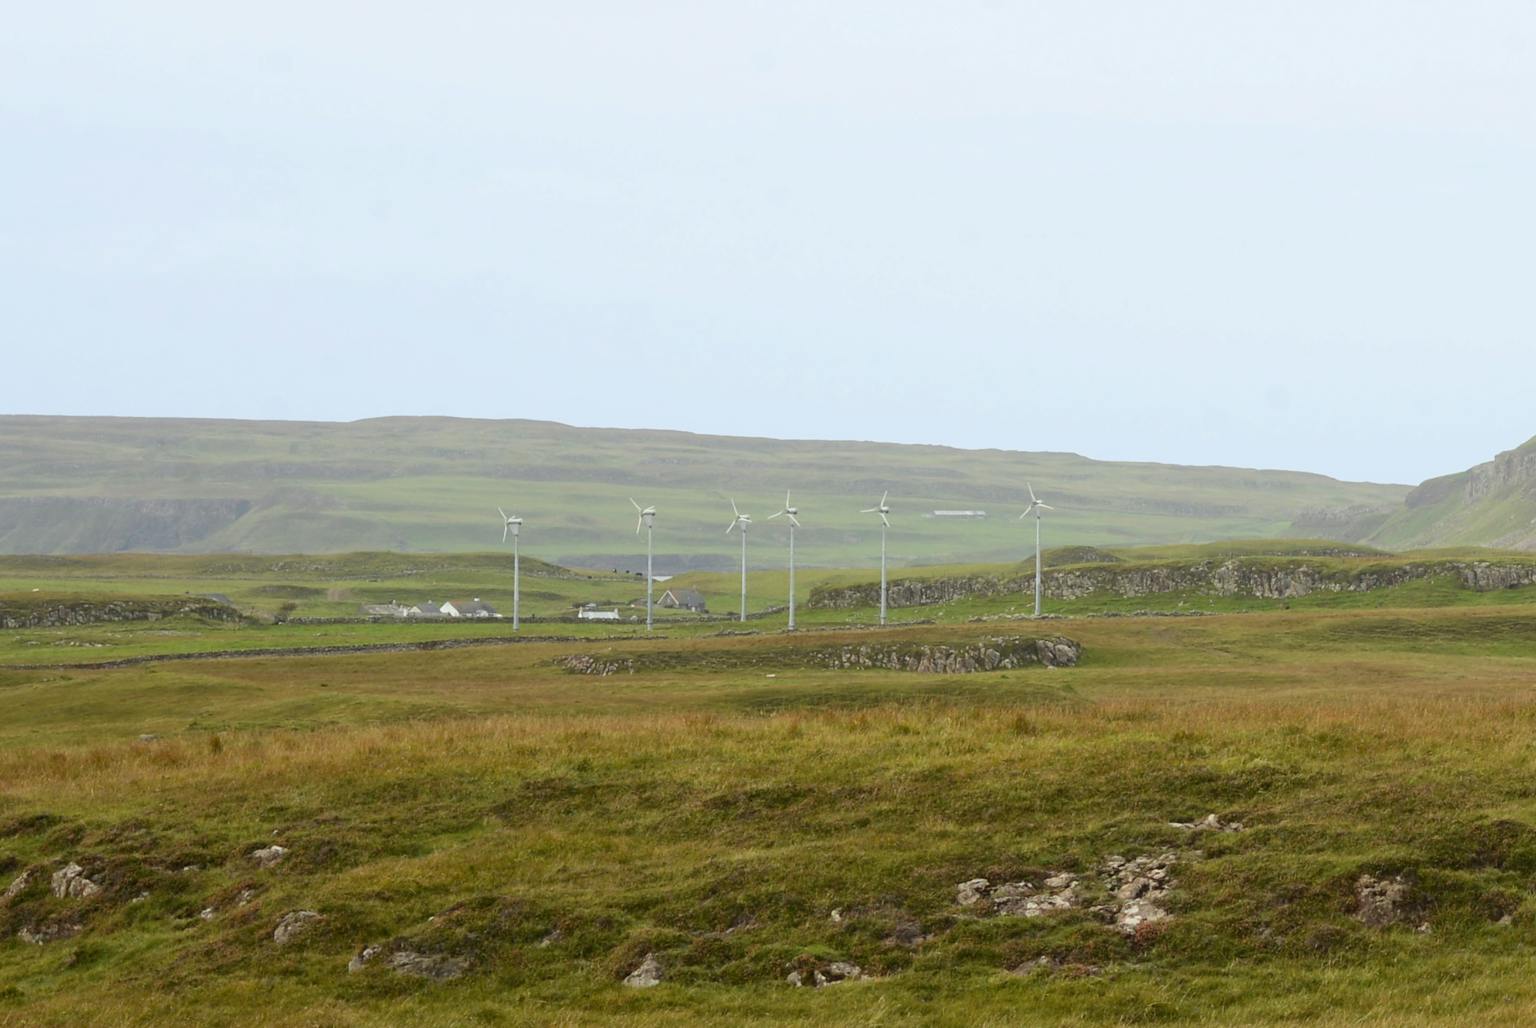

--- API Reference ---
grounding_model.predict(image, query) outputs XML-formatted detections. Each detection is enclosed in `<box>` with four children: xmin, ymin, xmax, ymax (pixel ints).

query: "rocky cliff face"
<box><xmin>0</xmin><ymin>498</ymin><xmax>252</xmax><ymax>554</ymax></box>
<box><xmin>1367</xmin><ymin>437</ymin><xmax>1536</xmax><ymax>550</ymax></box>
<box><xmin>807</xmin><ymin>558</ymin><xmax>1536</xmax><ymax>610</ymax></box>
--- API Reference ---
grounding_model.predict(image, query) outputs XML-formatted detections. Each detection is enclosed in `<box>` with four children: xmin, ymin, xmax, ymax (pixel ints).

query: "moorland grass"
<box><xmin>3</xmin><ymin>608</ymin><xmax>1536</xmax><ymax>1023</ymax></box>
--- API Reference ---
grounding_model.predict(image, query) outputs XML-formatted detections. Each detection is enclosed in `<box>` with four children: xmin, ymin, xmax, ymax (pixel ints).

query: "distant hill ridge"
<box><xmin>0</xmin><ymin>415</ymin><xmax>1411</xmax><ymax>567</ymax></box>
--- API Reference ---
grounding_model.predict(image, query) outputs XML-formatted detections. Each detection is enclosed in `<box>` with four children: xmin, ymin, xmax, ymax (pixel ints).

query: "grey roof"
<box><xmin>457</xmin><ymin>599</ymin><xmax>499</xmax><ymax>615</ymax></box>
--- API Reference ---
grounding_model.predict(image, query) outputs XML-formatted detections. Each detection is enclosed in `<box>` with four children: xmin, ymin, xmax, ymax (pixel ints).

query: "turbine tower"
<box><xmin>725</xmin><ymin>499</ymin><xmax>752</xmax><ymax>623</ymax></box>
<box><xmin>631</xmin><ymin>498</ymin><xmax>657</xmax><ymax>631</ymax></box>
<box><xmin>768</xmin><ymin>490</ymin><xmax>801</xmax><ymax>631</ymax></box>
<box><xmin>497</xmin><ymin>506</ymin><xmax>523</xmax><ymax>631</ymax></box>
<box><xmin>860</xmin><ymin>490</ymin><xmax>891</xmax><ymax>626</ymax></box>
<box><xmin>1019</xmin><ymin>483</ymin><xmax>1055</xmax><ymax>617</ymax></box>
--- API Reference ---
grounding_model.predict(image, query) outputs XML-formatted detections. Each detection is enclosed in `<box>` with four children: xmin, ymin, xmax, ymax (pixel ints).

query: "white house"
<box><xmin>577</xmin><ymin>607</ymin><xmax>621</xmax><ymax>621</ymax></box>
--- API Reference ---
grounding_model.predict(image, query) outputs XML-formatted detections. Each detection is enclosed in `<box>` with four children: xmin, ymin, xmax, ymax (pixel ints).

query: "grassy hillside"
<box><xmin>0</xmin><ymin>416</ymin><xmax>1408</xmax><ymax>568</ymax></box>
<box><xmin>7</xmin><ymin>607</ymin><xmax>1536</xmax><ymax>1023</ymax></box>
<box><xmin>1369</xmin><ymin>436</ymin><xmax>1536</xmax><ymax>551</ymax></box>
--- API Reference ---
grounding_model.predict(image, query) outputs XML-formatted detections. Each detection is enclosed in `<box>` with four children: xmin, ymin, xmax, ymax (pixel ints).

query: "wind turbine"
<box><xmin>860</xmin><ymin>490</ymin><xmax>891</xmax><ymax>626</ymax></box>
<box><xmin>768</xmin><ymin>490</ymin><xmax>801</xmax><ymax>631</ymax></box>
<box><xmin>631</xmin><ymin>498</ymin><xmax>657</xmax><ymax>632</ymax></box>
<box><xmin>497</xmin><ymin>506</ymin><xmax>522</xmax><ymax>631</ymax></box>
<box><xmin>1019</xmin><ymin>483</ymin><xmax>1055</xmax><ymax>617</ymax></box>
<box><xmin>725</xmin><ymin>499</ymin><xmax>752</xmax><ymax>623</ymax></box>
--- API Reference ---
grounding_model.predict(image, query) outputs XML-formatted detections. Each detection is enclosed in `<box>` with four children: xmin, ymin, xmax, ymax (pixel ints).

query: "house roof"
<box><xmin>663</xmin><ymin>587</ymin><xmax>707</xmax><ymax>605</ymax></box>
<box><xmin>457</xmin><ymin>598</ymin><xmax>498</xmax><ymax>614</ymax></box>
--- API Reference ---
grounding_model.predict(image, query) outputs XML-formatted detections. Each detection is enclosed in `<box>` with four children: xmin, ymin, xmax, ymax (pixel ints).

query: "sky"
<box><xmin>2</xmin><ymin>1</ymin><xmax>1532</xmax><ymax>485</ymax></box>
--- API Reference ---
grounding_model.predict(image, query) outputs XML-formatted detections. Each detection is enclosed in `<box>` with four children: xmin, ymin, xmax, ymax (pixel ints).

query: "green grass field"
<box><xmin>6</xmin><ymin>552</ymin><xmax>1536</xmax><ymax>1024</ymax></box>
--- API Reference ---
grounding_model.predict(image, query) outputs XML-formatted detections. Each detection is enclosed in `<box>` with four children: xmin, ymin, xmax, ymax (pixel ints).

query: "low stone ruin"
<box><xmin>956</xmin><ymin>853</ymin><xmax>1179</xmax><ymax>936</ymax></box>
<box><xmin>956</xmin><ymin>872</ymin><xmax>1080</xmax><ymax>917</ymax></box>
<box><xmin>1095</xmin><ymin>853</ymin><xmax>1177</xmax><ymax>934</ymax></box>
<box><xmin>558</xmin><ymin>654</ymin><xmax>635</xmax><ymax>676</ymax></box>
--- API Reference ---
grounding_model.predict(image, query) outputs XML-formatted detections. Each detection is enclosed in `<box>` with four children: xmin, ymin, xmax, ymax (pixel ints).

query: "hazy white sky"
<box><xmin>3</xmin><ymin>1</ymin><xmax>1532</xmax><ymax>484</ymax></box>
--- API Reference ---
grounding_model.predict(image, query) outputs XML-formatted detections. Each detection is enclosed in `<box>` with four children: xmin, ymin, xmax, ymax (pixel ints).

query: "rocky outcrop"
<box><xmin>0</xmin><ymin>598</ymin><xmax>241</xmax><ymax>630</ymax></box>
<box><xmin>249</xmin><ymin>845</ymin><xmax>288</xmax><ymax>869</ymax></box>
<box><xmin>1355</xmin><ymin>874</ymin><xmax>1413</xmax><ymax>928</ymax></box>
<box><xmin>807</xmin><ymin>557</ymin><xmax>1536</xmax><ymax>611</ymax></box>
<box><xmin>51</xmin><ymin>863</ymin><xmax>102</xmax><ymax>900</ymax></box>
<box><xmin>786</xmin><ymin>960</ymin><xmax>863</xmax><ymax>987</ymax></box>
<box><xmin>623</xmin><ymin>952</ymin><xmax>664</xmax><ymax>988</ymax></box>
<box><xmin>273</xmin><ymin>910</ymin><xmax>323</xmax><ymax>946</ymax></box>
<box><xmin>349</xmin><ymin>944</ymin><xmax>473</xmax><ymax>980</ymax></box>
<box><xmin>558</xmin><ymin>654</ymin><xmax>635</xmax><ymax>676</ymax></box>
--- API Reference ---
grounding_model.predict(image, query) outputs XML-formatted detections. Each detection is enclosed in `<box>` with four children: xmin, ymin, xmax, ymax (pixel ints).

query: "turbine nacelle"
<box><xmin>726</xmin><ymin>498</ymin><xmax>752</xmax><ymax>534</ymax></box>
<box><xmin>768</xmin><ymin>489</ymin><xmax>801</xmax><ymax>528</ymax></box>
<box><xmin>1018</xmin><ymin>482</ymin><xmax>1056</xmax><ymax>519</ymax></box>
<box><xmin>498</xmin><ymin>506</ymin><xmax>523</xmax><ymax>542</ymax></box>
<box><xmin>860</xmin><ymin>490</ymin><xmax>891</xmax><ymax>528</ymax></box>
<box><xmin>631</xmin><ymin>497</ymin><xmax>657</xmax><ymax>534</ymax></box>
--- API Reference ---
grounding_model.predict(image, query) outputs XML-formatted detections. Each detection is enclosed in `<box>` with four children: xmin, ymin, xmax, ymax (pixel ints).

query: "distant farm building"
<box><xmin>361</xmin><ymin>602</ymin><xmax>419</xmax><ymax>618</ymax></box>
<box><xmin>578</xmin><ymin>605</ymin><xmax>621</xmax><ymax>621</ymax></box>
<box><xmin>659</xmin><ymin>587</ymin><xmax>708</xmax><ymax>612</ymax></box>
<box><xmin>455</xmin><ymin>598</ymin><xmax>501</xmax><ymax>618</ymax></box>
<box><xmin>927</xmin><ymin>510</ymin><xmax>988</xmax><ymax>519</ymax></box>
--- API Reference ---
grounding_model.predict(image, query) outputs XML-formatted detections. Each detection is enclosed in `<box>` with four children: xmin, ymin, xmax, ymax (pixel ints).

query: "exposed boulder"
<box><xmin>1170</xmin><ymin>813</ymin><xmax>1244</xmax><ymax>833</ymax></box>
<box><xmin>1355</xmin><ymin>874</ymin><xmax>1412</xmax><ymax>928</ymax></box>
<box><xmin>51</xmin><ymin>863</ymin><xmax>102</xmax><ymax>900</ymax></box>
<box><xmin>623</xmin><ymin>952</ymin><xmax>663</xmax><ymax>988</ymax></box>
<box><xmin>559</xmin><ymin>654</ymin><xmax>635</xmax><ymax>676</ymax></box>
<box><xmin>3</xmin><ymin>869</ymin><xmax>33</xmax><ymax>902</ymax></box>
<box><xmin>249</xmin><ymin>845</ymin><xmax>288</xmax><ymax>868</ymax></box>
<box><xmin>347</xmin><ymin>942</ymin><xmax>474</xmax><ymax>980</ymax></box>
<box><xmin>787</xmin><ymin>960</ymin><xmax>863</xmax><ymax>987</ymax></box>
<box><xmin>273</xmin><ymin>910</ymin><xmax>323</xmax><ymax>945</ymax></box>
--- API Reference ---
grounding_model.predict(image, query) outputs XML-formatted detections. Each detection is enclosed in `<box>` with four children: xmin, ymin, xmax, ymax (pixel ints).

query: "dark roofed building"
<box><xmin>659</xmin><ymin>587</ymin><xmax>707</xmax><ymax>612</ymax></box>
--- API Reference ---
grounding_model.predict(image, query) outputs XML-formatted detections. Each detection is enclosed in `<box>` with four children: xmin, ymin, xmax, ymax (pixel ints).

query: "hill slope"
<box><xmin>0</xmin><ymin>415</ymin><xmax>1408</xmax><ymax>569</ymax></box>
<box><xmin>1369</xmin><ymin>436</ymin><xmax>1536</xmax><ymax>551</ymax></box>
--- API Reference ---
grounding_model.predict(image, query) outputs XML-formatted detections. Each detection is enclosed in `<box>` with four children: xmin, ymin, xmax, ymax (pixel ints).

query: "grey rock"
<box><xmin>249</xmin><ymin>845</ymin><xmax>288</xmax><ymax>868</ymax></box>
<box><xmin>273</xmin><ymin>910</ymin><xmax>323</xmax><ymax>945</ymax></box>
<box><xmin>1355</xmin><ymin>874</ymin><xmax>1412</xmax><ymax>928</ymax></box>
<box><xmin>348</xmin><ymin>945</ymin><xmax>382</xmax><ymax>973</ymax></box>
<box><xmin>138</xmin><ymin>733</ymin><xmax>160</xmax><ymax>743</ymax></box>
<box><xmin>956</xmin><ymin>878</ymin><xmax>990</xmax><ymax>906</ymax></box>
<box><xmin>822</xmin><ymin>961</ymin><xmax>863</xmax><ymax>984</ymax></box>
<box><xmin>389</xmin><ymin>949</ymin><xmax>472</xmax><ymax>980</ymax></box>
<box><xmin>3</xmin><ymin>869</ymin><xmax>33</xmax><ymax>902</ymax></box>
<box><xmin>51</xmin><ymin>863</ymin><xmax>102</xmax><ymax>900</ymax></box>
<box><xmin>623</xmin><ymin>952</ymin><xmax>663</xmax><ymax>988</ymax></box>
<box><xmin>1170</xmin><ymin>813</ymin><xmax>1244</xmax><ymax>832</ymax></box>
<box><xmin>199</xmin><ymin>907</ymin><xmax>216</xmax><ymax>921</ymax></box>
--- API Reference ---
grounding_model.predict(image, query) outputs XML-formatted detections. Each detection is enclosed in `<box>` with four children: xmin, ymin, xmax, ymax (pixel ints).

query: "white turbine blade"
<box><xmin>731</xmin><ymin>498</ymin><xmax>740</xmax><ymax>517</ymax></box>
<box><xmin>502</xmin><ymin>523</ymin><xmax>509</xmax><ymax>543</ymax></box>
<box><xmin>630</xmin><ymin>497</ymin><xmax>642</xmax><ymax>512</ymax></box>
<box><xmin>1019</xmin><ymin>511</ymin><xmax>1029</xmax><ymax>520</ymax></box>
<box><xmin>860</xmin><ymin>507</ymin><xmax>879</xmax><ymax>514</ymax></box>
<box><xmin>725</xmin><ymin>519</ymin><xmax>736</xmax><ymax>534</ymax></box>
<box><xmin>635</xmin><ymin>514</ymin><xmax>643</xmax><ymax>534</ymax></box>
<box><xmin>788</xmin><ymin>513</ymin><xmax>801</xmax><ymax>527</ymax></box>
<box><xmin>785</xmin><ymin>489</ymin><xmax>792</xmax><ymax>509</ymax></box>
<box><xmin>880</xmin><ymin>513</ymin><xmax>890</xmax><ymax>528</ymax></box>
<box><xmin>880</xmin><ymin>490</ymin><xmax>889</xmax><ymax>508</ymax></box>
<box><xmin>498</xmin><ymin>506</ymin><xmax>507</xmax><ymax>521</ymax></box>
<box><xmin>1038</xmin><ymin>503</ymin><xmax>1055</xmax><ymax>511</ymax></box>
<box><xmin>768</xmin><ymin>509</ymin><xmax>785</xmax><ymax>519</ymax></box>
<box><xmin>1027</xmin><ymin>482</ymin><xmax>1038</xmax><ymax>503</ymax></box>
